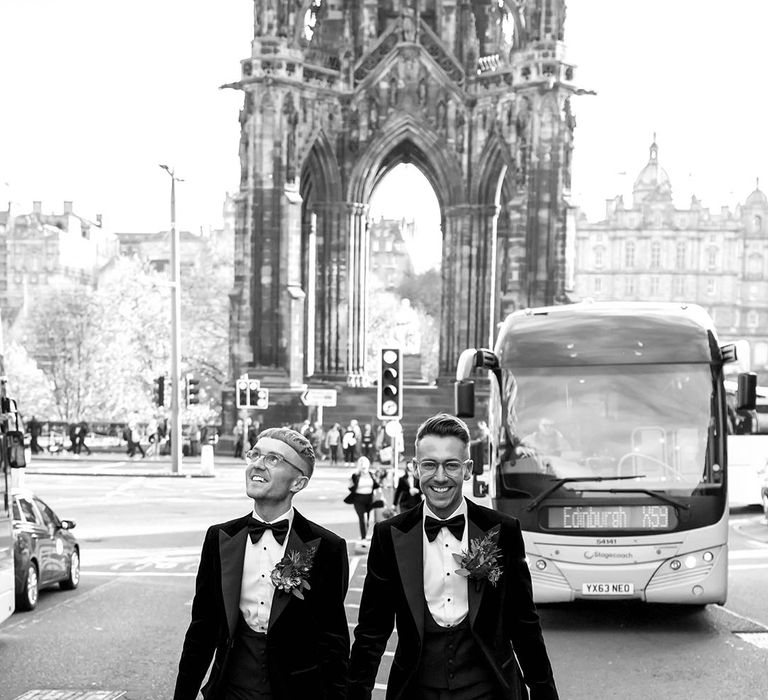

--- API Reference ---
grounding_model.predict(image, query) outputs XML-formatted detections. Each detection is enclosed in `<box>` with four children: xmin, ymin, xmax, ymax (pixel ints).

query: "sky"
<box><xmin>1</xmin><ymin>1</ymin><xmax>767</xmax><ymax>239</ymax></box>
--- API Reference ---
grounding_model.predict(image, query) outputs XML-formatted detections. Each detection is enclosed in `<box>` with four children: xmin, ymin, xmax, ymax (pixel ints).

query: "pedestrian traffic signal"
<box><xmin>153</xmin><ymin>376</ymin><xmax>165</xmax><ymax>407</ymax></box>
<box><xmin>377</xmin><ymin>347</ymin><xmax>402</xmax><ymax>420</ymax></box>
<box><xmin>185</xmin><ymin>375</ymin><xmax>200</xmax><ymax>407</ymax></box>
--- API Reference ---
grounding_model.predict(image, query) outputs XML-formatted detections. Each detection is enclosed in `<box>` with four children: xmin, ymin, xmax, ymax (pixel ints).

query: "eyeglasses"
<box><xmin>246</xmin><ymin>448</ymin><xmax>306</xmax><ymax>476</ymax></box>
<box><xmin>414</xmin><ymin>459</ymin><xmax>470</xmax><ymax>475</ymax></box>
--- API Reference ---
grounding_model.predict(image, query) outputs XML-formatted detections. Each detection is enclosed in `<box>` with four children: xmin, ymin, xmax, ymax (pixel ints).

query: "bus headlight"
<box><xmin>702</xmin><ymin>551</ymin><xmax>714</xmax><ymax>563</ymax></box>
<box><xmin>684</xmin><ymin>555</ymin><xmax>697</xmax><ymax>569</ymax></box>
<box><xmin>535</xmin><ymin>559</ymin><xmax>547</xmax><ymax>571</ymax></box>
<box><xmin>670</xmin><ymin>559</ymin><xmax>681</xmax><ymax>571</ymax></box>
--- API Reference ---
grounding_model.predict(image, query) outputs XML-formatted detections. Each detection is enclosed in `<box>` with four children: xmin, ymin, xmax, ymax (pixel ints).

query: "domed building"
<box><xmin>573</xmin><ymin>140</ymin><xmax>768</xmax><ymax>383</ymax></box>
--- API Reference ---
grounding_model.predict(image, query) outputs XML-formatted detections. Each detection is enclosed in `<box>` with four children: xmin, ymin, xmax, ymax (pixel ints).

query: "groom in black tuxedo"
<box><xmin>174</xmin><ymin>427</ymin><xmax>349</xmax><ymax>700</ymax></box>
<box><xmin>349</xmin><ymin>413</ymin><xmax>558</xmax><ymax>700</ymax></box>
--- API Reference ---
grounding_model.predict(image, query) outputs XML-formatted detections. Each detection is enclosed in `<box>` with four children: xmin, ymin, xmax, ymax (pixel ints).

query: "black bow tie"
<box><xmin>248</xmin><ymin>517</ymin><xmax>289</xmax><ymax>546</ymax></box>
<box><xmin>424</xmin><ymin>514</ymin><xmax>465</xmax><ymax>543</ymax></box>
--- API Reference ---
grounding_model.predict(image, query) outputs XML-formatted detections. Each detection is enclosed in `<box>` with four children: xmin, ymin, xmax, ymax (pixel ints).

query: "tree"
<box><xmin>396</xmin><ymin>268</ymin><xmax>442</xmax><ymax>319</ymax></box>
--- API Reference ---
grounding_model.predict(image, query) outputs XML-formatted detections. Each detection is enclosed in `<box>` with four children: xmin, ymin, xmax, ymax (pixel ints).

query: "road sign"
<box><xmin>300</xmin><ymin>388</ymin><xmax>338</xmax><ymax>407</ymax></box>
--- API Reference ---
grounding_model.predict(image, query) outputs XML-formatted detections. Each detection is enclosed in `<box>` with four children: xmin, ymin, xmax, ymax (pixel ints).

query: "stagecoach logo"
<box><xmin>583</xmin><ymin>550</ymin><xmax>634</xmax><ymax>560</ymax></box>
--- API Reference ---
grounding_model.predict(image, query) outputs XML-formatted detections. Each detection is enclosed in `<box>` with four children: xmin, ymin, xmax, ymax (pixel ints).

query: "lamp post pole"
<box><xmin>160</xmin><ymin>164</ymin><xmax>183</xmax><ymax>474</ymax></box>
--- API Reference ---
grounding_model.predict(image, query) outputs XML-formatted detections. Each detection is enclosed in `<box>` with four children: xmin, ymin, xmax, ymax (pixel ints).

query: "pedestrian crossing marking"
<box><xmin>13</xmin><ymin>692</ymin><xmax>126</xmax><ymax>700</ymax></box>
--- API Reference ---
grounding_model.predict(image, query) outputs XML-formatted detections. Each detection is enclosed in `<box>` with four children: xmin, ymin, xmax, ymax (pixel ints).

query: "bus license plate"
<box><xmin>582</xmin><ymin>583</ymin><xmax>634</xmax><ymax>595</ymax></box>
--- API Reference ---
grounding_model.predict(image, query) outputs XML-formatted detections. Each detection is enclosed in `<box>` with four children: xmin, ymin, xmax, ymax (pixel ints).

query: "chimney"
<box><xmin>63</xmin><ymin>201</ymin><xmax>73</xmax><ymax>214</ymax></box>
<box><xmin>32</xmin><ymin>201</ymin><xmax>42</xmax><ymax>215</ymax></box>
<box><xmin>96</xmin><ymin>214</ymin><xmax>103</xmax><ymax>226</ymax></box>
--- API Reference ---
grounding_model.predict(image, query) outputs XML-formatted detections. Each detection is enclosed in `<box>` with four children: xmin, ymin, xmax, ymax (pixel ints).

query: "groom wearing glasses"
<box><xmin>174</xmin><ymin>427</ymin><xmax>349</xmax><ymax>700</ymax></box>
<box><xmin>349</xmin><ymin>413</ymin><xmax>559</xmax><ymax>700</ymax></box>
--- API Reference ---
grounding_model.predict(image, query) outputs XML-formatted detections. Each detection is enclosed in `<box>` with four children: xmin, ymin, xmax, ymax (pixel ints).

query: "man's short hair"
<box><xmin>415</xmin><ymin>413</ymin><xmax>471</xmax><ymax>447</ymax></box>
<box><xmin>257</xmin><ymin>427</ymin><xmax>315</xmax><ymax>477</ymax></box>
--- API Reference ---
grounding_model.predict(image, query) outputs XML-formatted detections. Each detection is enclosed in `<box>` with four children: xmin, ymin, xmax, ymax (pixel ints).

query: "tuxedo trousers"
<box><xmin>220</xmin><ymin>615</ymin><xmax>272</xmax><ymax>700</ymax></box>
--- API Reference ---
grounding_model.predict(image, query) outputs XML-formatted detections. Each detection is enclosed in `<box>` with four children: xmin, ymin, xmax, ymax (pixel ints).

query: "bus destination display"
<box><xmin>546</xmin><ymin>505</ymin><xmax>676</xmax><ymax>531</ymax></box>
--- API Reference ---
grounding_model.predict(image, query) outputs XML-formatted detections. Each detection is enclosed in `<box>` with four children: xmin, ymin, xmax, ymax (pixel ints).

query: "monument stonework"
<box><xmin>227</xmin><ymin>0</ymin><xmax>578</xmax><ymax>401</ymax></box>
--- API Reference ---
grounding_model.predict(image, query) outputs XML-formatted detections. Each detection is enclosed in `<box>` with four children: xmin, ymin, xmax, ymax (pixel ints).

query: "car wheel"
<box><xmin>17</xmin><ymin>561</ymin><xmax>39</xmax><ymax>611</ymax></box>
<box><xmin>60</xmin><ymin>549</ymin><xmax>80</xmax><ymax>590</ymax></box>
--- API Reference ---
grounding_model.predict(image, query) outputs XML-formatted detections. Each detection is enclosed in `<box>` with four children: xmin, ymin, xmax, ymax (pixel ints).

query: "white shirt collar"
<box><xmin>251</xmin><ymin>506</ymin><xmax>295</xmax><ymax>526</ymax></box>
<box><xmin>422</xmin><ymin>497</ymin><xmax>467</xmax><ymax>523</ymax></box>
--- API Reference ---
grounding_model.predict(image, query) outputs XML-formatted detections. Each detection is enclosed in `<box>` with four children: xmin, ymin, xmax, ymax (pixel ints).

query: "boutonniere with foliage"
<box><xmin>453</xmin><ymin>525</ymin><xmax>502</xmax><ymax>589</ymax></box>
<box><xmin>270</xmin><ymin>543</ymin><xmax>318</xmax><ymax>599</ymax></box>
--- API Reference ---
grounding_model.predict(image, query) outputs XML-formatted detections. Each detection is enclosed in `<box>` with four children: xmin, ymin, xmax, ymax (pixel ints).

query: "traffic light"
<box><xmin>236</xmin><ymin>378</ymin><xmax>249</xmax><ymax>408</ymax></box>
<box><xmin>377</xmin><ymin>347</ymin><xmax>402</xmax><ymax>420</ymax></box>
<box><xmin>253</xmin><ymin>388</ymin><xmax>269</xmax><ymax>410</ymax></box>
<box><xmin>153</xmin><ymin>376</ymin><xmax>165</xmax><ymax>407</ymax></box>
<box><xmin>185</xmin><ymin>375</ymin><xmax>200</xmax><ymax>407</ymax></box>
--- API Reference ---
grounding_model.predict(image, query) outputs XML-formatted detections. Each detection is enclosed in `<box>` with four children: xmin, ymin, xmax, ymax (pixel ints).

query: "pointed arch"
<box><xmin>472</xmin><ymin>129</ymin><xmax>514</xmax><ymax>205</ymax></box>
<box><xmin>348</xmin><ymin>114</ymin><xmax>465</xmax><ymax>207</ymax></box>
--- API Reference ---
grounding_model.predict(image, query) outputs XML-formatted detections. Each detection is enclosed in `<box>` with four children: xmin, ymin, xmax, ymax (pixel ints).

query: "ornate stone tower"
<box><xmin>227</xmin><ymin>0</ymin><xmax>578</xmax><ymax>398</ymax></box>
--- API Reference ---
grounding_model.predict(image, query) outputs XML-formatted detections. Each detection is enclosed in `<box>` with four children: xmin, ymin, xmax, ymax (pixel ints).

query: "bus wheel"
<box><xmin>17</xmin><ymin>561</ymin><xmax>39</xmax><ymax>611</ymax></box>
<box><xmin>762</xmin><ymin>493</ymin><xmax>768</xmax><ymax>521</ymax></box>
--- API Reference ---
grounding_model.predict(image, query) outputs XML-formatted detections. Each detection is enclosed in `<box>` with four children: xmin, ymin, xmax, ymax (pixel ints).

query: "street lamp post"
<box><xmin>160</xmin><ymin>164</ymin><xmax>183</xmax><ymax>474</ymax></box>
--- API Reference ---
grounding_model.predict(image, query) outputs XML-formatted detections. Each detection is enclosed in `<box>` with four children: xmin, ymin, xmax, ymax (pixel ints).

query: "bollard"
<box><xmin>200</xmin><ymin>444</ymin><xmax>215</xmax><ymax>476</ymax></box>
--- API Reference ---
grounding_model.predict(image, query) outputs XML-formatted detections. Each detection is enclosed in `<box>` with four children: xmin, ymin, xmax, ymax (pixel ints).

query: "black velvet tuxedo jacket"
<box><xmin>348</xmin><ymin>499</ymin><xmax>558</xmax><ymax>700</ymax></box>
<box><xmin>173</xmin><ymin>509</ymin><xmax>349</xmax><ymax>700</ymax></box>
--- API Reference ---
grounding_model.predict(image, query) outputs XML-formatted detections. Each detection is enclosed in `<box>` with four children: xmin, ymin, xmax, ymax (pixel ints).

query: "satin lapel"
<box><xmin>268</xmin><ymin>525</ymin><xmax>321</xmax><ymax>631</ymax></box>
<box><xmin>392</xmin><ymin>507</ymin><xmax>425</xmax><ymax>641</ymax></box>
<box><xmin>467</xmin><ymin>513</ymin><xmax>501</xmax><ymax>630</ymax></box>
<box><xmin>219</xmin><ymin>524</ymin><xmax>249</xmax><ymax>638</ymax></box>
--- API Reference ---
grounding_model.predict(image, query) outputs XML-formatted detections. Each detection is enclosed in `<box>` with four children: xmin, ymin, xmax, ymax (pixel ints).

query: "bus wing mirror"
<box><xmin>737</xmin><ymin>372</ymin><xmax>757</xmax><ymax>411</ymax></box>
<box><xmin>455</xmin><ymin>380</ymin><xmax>475</xmax><ymax>418</ymax></box>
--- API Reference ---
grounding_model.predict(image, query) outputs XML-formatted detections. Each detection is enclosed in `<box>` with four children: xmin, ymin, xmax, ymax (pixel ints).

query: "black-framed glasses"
<box><xmin>246</xmin><ymin>448</ymin><xmax>306</xmax><ymax>476</ymax></box>
<box><xmin>414</xmin><ymin>459</ymin><xmax>470</xmax><ymax>475</ymax></box>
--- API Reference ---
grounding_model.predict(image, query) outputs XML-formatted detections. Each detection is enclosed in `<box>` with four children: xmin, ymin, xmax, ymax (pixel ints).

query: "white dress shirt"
<box><xmin>240</xmin><ymin>507</ymin><xmax>294</xmax><ymax>634</ymax></box>
<box><xmin>422</xmin><ymin>499</ymin><xmax>469</xmax><ymax>627</ymax></box>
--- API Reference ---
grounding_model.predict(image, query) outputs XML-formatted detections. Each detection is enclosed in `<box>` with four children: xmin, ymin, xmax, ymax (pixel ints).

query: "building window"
<box><xmin>747</xmin><ymin>310</ymin><xmax>759</xmax><ymax>328</ymax></box>
<box><xmin>747</xmin><ymin>253</ymin><xmax>763</xmax><ymax>278</ymax></box>
<box><xmin>624</xmin><ymin>277</ymin><xmax>635</xmax><ymax>296</ymax></box>
<box><xmin>754</xmin><ymin>215</ymin><xmax>763</xmax><ymax>233</ymax></box>
<box><xmin>650</xmin><ymin>241</ymin><xmax>661</xmax><ymax>269</ymax></box>
<box><xmin>624</xmin><ymin>241</ymin><xmax>635</xmax><ymax>268</ymax></box>
<box><xmin>674</xmin><ymin>276</ymin><xmax>685</xmax><ymax>296</ymax></box>
<box><xmin>650</xmin><ymin>276</ymin><xmax>660</xmax><ymax>296</ymax></box>
<box><xmin>593</xmin><ymin>246</ymin><xmax>604</xmax><ymax>269</ymax></box>
<box><xmin>706</xmin><ymin>278</ymin><xmax>716</xmax><ymax>295</ymax></box>
<box><xmin>675</xmin><ymin>241</ymin><xmax>686</xmax><ymax>269</ymax></box>
<box><xmin>372</xmin><ymin>240</ymin><xmax>380</xmax><ymax>252</ymax></box>
<box><xmin>593</xmin><ymin>277</ymin><xmax>602</xmax><ymax>293</ymax></box>
<box><xmin>706</xmin><ymin>246</ymin><xmax>718</xmax><ymax>271</ymax></box>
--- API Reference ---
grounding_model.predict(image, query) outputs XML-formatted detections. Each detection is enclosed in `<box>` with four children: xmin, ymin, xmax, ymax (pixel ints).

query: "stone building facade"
<box><xmin>228</xmin><ymin>0</ymin><xmax>579</xmax><ymax>394</ymax></box>
<box><xmin>1</xmin><ymin>201</ymin><xmax>118</xmax><ymax>327</ymax></box>
<box><xmin>573</xmin><ymin>140</ymin><xmax>768</xmax><ymax>383</ymax></box>
<box><xmin>368</xmin><ymin>216</ymin><xmax>415</xmax><ymax>291</ymax></box>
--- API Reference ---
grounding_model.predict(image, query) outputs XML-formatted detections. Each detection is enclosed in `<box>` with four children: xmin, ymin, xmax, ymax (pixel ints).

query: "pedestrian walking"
<box><xmin>76</xmin><ymin>420</ymin><xmax>91</xmax><ymax>456</ymax></box>
<box><xmin>173</xmin><ymin>427</ymin><xmax>349</xmax><ymax>699</ymax></box>
<box><xmin>325</xmin><ymin>422</ymin><xmax>341</xmax><ymax>464</ymax></box>
<box><xmin>233</xmin><ymin>418</ymin><xmax>244</xmax><ymax>458</ymax></box>
<box><xmin>348</xmin><ymin>413</ymin><xmax>560</xmax><ymax>699</ymax></box>
<box><xmin>146</xmin><ymin>417</ymin><xmax>159</xmax><ymax>457</ymax></box>
<box><xmin>393</xmin><ymin>460</ymin><xmax>421</xmax><ymax>513</ymax></box>
<box><xmin>66</xmin><ymin>423</ymin><xmax>78</xmax><ymax>453</ymax></box>
<box><xmin>128</xmin><ymin>422</ymin><xmax>146</xmax><ymax>459</ymax></box>
<box><xmin>343</xmin><ymin>456</ymin><xmax>381</xmax><ymax>541</ymax></box>
<box><xmin>27</xmin><ymin>416</ymin><xmax>42</xmax><ymax>455</ymax></box>
<box><xmin>342</xmin><ymin>423</ymin><xmax>358</xmax><ymax>466</ymax></box>
<box><xmin>361</xmin><ymin>423</ymin><xmax>376</xmax><ymax>461</ymax></box>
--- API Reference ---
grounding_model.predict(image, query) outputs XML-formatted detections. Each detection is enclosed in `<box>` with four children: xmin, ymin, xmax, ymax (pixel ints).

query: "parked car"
<box><xmin>762</xmin><ymin>475</ymin><xmax>768</xmax><ymax>522</ymax></box>
<box><xmin>11</xmin><ymin>489</ymin><xmax>80</xmax><ymax>611</ymax></box>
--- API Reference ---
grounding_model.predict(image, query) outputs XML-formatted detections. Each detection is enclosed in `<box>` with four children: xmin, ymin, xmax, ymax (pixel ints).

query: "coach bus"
<box><xmin>455</xmin><ymin>301</ymin><xmax>756</xmax><ymax>605</ymax></box>
<box><xmin>724</xmin><ymin>380</ymin><xmax>768</xmax><ymax>508</ymax></box>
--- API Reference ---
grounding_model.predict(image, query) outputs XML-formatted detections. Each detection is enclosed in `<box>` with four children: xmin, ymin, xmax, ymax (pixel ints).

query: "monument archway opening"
<box><xmin>367</xmin><ymin>162</ymin><xmax>442</xmax><ymax>385</ymax></box>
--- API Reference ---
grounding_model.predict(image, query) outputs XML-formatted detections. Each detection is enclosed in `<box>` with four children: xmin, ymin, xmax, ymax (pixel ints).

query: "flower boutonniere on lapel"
<box><xmin>270</xmin><ymin>543</ymin><xmax>318</xmax><ymax>599</ymax></box>
<box><xmin>453</xmin><ymin>525</ymin><xmax>502</xmax><ymax>589</ymax></box>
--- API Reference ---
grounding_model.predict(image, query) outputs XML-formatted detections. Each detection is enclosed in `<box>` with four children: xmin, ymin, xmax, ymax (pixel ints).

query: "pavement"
<box><xmin>20</xmin><ymin>450</ymin><xmax>356</xmax><ymax>478</ymax></box>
